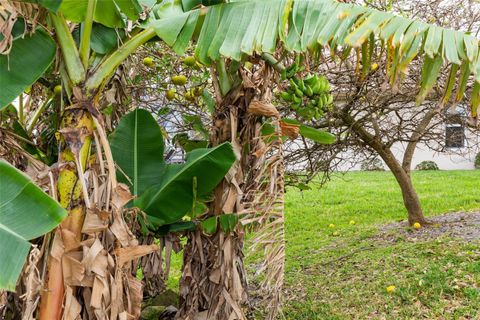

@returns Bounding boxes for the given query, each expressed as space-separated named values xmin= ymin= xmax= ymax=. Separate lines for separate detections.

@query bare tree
xmin=283 ymin=49 xmax=480 ymax=225
xmin=280 ymin=0 xmax=480 ymax=226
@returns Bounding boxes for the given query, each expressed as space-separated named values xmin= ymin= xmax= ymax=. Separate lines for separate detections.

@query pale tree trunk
xmin=381 ymin=150 xmax=428 ymax=225
xmin=340 ymin=110 xmax=428 ymax=225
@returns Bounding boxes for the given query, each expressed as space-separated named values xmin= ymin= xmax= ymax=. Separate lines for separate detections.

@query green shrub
xmin=475 ymin=152 xmax=480 ymax=169
xmin=415 ymin=160 xmax=439 ymax=171
xmin=360 ymin=158 xmax=385 ymax=171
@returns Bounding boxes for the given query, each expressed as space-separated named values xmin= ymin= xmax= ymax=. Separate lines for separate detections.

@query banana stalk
xmin=39 ymin=109 xmax=93 ymax=320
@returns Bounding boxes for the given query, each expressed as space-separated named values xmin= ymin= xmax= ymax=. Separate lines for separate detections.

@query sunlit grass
xmin=283 ymin=170 xmax=480 ymax=319
xmin=163 ymin=170 xmax=480 ymax=319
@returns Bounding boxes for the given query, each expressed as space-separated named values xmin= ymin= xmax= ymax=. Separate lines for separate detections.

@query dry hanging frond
xmin=247 ymin=100 xmax=280 ymax=118
xmin=280 ymin=121 xmax=300 ymax=139
xmin=0 ymin=0 xmax=43 ymax=55
xmin=241 ymin=117 xmax=285 ymax=320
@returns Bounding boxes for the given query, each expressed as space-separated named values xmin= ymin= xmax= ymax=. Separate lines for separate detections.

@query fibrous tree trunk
xmin=177 ymin=82 xmax=252 ymax=320
xmin=38 ymin=91 xmax=159 ymax=320
xmin=177 ymin=61 xmax=283 ymax=320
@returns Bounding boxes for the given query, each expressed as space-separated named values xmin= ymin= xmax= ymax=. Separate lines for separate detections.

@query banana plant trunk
xmin=177 ymin=82 xmax=257 ymax=320
xmin=177 ymin=63 xmax=283 ymax=319
xmin=40 ymin=107 xmax=93 ymax=320
xmin=38 ymin=92 xmax=154 ymax=320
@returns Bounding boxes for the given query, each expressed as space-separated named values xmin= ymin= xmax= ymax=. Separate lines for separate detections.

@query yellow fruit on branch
xmin=171 ymin=75 xmax=187 ymax=86
xmin=183 ymin=56 xmax=196 ymax=67
xmin=371 ymin=63 xmax=379 ymax=71
xmin=54 ymin=85 xmax=62 ymax=96
xmin=166 ymin=89 xmax=176 ymax=101
xmin=143 ymin=57 xmax=154 ymax=67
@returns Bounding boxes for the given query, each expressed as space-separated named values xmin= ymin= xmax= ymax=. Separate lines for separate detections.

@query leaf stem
xmin=50 ymin=13 xmax=85 ymax=84
xmin=86 ymin=27 xmax=156 ymax=93
xmin=261 ymin=53 xmax=286 ymax=73
xmin=79 ymin=0 xmax=97 ymax=68
xmin=18 ymin=94 xmax=24 ymax=124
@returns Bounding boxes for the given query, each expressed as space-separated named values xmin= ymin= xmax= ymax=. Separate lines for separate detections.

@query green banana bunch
xmin=278 ymin=73 xmax=334 ymax=121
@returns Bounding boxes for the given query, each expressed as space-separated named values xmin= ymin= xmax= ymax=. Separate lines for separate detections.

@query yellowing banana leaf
xmin=0 ymin=160 xmax=67 ymax=291
xmin=149 ymin=0 xmax=480 ymax=115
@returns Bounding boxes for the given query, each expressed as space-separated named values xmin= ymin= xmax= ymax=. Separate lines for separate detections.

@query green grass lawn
xmin=282 ymin=170 xmax=480 ymax=319
xmin=160 ymin=170 xmax=480 ymax=319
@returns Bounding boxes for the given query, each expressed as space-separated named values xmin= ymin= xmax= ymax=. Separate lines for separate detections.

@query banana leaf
xmin=111 ymin=109 xmax=236 ymax=227
xmin=0 ymin=29 xmax=56 ymax=109
xmin=0 ymin=160 xmax=67 ymax=291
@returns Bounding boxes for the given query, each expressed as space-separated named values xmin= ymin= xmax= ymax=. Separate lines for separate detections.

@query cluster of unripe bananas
xmin=279 ymin=74 xmax=333 ymax=121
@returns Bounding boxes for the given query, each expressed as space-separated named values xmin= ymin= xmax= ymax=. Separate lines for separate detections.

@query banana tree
xmin=142 ymin=0 xmax=480 ymax=318
xmin=0 ymin=1 xmax=192 ymax=319
xmin=109 ymin=108 xmax=237 ymax=230
xmin=2 ymin=0 xmax=480 ymax=319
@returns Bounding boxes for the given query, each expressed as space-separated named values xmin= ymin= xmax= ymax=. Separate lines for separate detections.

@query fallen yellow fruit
xmin=371 ymin=63 xmax=379 ymax=71
xmin=349 ymin=220 xmax=356 ymax=225
xmin=386 ymin=285 xmax=396 ymax=294
xmin=413 ymin=222 xmax=421 ymax=229
xmin=183 ymin=56 xmax=196 ymax=67
xmin=328 ymin=224 xmax=335 ymax=228
xmin=332 ymin=231 xmax=340 ymax=236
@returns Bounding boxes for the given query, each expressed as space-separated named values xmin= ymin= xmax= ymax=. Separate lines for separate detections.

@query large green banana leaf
xmin=0 ymin=160 xmax=67 ymax=291
xmin=111 ymin=109 xmax=236 ymax=227
xmin=0 ymin=28 xmax=56 ymax=109
xmin=148 ymin=0 xmax=480 ymax=115
xmin=22 ymin=0 xmax=63 ymax=12
xmin=109 ymin=108 xmax=165 ymax=196
xmin=135 ymin=142 xmax=236 ymax=226
xmin=59 ymin=0 xmax=142 ymax=27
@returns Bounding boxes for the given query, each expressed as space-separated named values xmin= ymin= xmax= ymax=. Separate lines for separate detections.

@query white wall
xmin=392 ymin=141 xmax=479 ymax=170
xmin=340 ymin=132 xmax=480 ymax=171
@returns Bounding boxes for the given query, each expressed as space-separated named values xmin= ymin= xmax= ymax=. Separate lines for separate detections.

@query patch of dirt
xmin=379 ymin=211 xmax=480 ymax=241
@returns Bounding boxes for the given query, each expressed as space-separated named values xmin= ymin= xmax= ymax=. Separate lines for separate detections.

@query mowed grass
xmin=283 ymin=170 xmax=480 ymax=319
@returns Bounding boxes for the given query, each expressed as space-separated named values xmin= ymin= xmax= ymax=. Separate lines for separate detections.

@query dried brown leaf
xmin=115 ymin=244 xmax=159 ymax=266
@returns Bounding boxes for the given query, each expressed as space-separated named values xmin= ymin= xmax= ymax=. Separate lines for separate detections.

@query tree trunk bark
xmin=340 ymin=110 xmax=428 ymax=225
xmin=176 ymin=60 xmax=275 ymax=318
xmin=176 ymin=84 xmax=251 ymax=319
xmin=382 ymin=152 xmax=428 ymax=225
